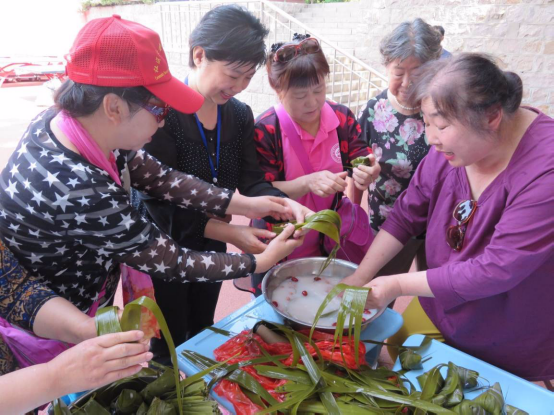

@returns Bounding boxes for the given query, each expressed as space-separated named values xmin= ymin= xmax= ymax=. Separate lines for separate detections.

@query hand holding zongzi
xmin=352 ymin=154 xmax=380 ymax=190
xmin=254 ymin=224 xmax=305 ymax=273
xmin=0 ymin=330 xmax=152 ymax=415
xmin=306 ymin=170 xmax=348 ymax=197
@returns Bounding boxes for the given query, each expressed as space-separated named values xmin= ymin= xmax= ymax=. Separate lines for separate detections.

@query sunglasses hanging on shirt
xmin=446 ymin=199 xmax=478 ymax=251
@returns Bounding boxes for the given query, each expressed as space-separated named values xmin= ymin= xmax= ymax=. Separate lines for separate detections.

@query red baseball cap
xmin=65 ymin=15 xmax=203 ymax=114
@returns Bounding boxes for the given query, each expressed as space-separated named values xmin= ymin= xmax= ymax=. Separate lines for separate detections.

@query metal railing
xmin=158 ymin=0 xmax=388 ymax=115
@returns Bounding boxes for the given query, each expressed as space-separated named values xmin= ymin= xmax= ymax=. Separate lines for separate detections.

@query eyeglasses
xmin=273 ymin=38 xmax=321 ymax=63
xmin=446 ymin=199 xmax=477 ymax=251
xmin=141 ymin=102 xmax=169 ymax=123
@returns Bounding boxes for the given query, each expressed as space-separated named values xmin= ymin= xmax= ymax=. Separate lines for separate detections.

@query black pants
xmin=150 ymin=278 xmax=222 ymax=364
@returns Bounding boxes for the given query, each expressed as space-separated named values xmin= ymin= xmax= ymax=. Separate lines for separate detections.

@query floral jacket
xmin=358 ymin=89 xmax=430 ymax=231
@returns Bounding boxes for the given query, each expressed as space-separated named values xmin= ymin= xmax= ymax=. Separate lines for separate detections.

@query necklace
xmin=391 ymin=94 xmax=420 ymax=111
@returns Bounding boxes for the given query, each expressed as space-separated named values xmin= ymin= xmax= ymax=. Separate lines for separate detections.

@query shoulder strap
xmin=333 ymin=104 xmax=350 ymax=170
xmin=274 ymin=104 xmax=315 ymax=175
xmin=275 ymin=104 xmax=345 ymax=211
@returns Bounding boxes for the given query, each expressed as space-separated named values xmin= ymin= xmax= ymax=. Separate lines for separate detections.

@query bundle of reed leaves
xmin=52 ymin=297 xmax=223 ymax=415
xmin=273 ymin=209 xmax=341 ymax=274
xmin=181 ymin=285 xmax=528 ymax=414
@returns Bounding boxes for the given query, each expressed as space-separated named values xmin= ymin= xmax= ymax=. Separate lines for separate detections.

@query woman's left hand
xmin=364 ymin=275 xmax=402 ymax=310
xmin=352 ymin=154 xmax=381 ymax=190
xmin=283 ymin=198 xmax=314 ymax=237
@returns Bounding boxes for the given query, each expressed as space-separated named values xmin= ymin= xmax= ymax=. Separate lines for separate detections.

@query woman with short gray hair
xmin=357 ymin=18 xmax=442 ymax=276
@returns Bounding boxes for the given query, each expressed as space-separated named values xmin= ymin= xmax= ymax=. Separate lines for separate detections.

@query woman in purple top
xmin=343 ymin=53 xmax=554 ymax=381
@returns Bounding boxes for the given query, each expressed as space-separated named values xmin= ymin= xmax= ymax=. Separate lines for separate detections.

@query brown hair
xmin=411 ymin=53 xmax=523 ymax=132
xmin=266 ymin=40 xmax=330 ymax=93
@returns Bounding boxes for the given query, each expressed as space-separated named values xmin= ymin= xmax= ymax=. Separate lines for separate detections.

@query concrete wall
xmin=82 ymin=0 xmax=554 ymax=116
xmin=84 ymin=3 xmax=162 ymax=33
xmin=83 ymin=1 xmax=306 ymax=115
xmin=302 ymin=0 xmax=554 ymax=115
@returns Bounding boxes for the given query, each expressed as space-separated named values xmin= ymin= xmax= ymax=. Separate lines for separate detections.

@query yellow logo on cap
xmin=154 ymin=66 xmax=159 ymax=73
xmin=154 ymin=70 xmax=169 ymax=81
xmin=156 ymin=57 xmax=161 ymax=64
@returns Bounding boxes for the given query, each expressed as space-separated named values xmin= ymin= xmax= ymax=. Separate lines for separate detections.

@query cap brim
xmin=145 ymin=75 xmax=203 ymax=114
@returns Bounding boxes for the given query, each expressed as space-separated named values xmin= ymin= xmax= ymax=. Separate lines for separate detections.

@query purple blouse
xmin=381 ymin=109 xmax=554 ymax=381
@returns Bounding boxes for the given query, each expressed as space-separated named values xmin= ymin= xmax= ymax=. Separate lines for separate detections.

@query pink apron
xmin=278 ymin=103 xmax=341 ymax=259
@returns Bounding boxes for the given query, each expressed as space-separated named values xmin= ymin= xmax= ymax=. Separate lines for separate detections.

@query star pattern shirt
xmin=0 ymin=109 xmax=256 ymax=314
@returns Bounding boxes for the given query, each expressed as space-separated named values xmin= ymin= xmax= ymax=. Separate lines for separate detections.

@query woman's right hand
xmin=230 ymin=225 xmax=276 ymax=254
xmin=46 ymin=330 xmax=153 ymax=396
xmin=254 ymin=224 xmax=304 ymax=273
xmin=306 ymin=171 xmax=348 ymax=197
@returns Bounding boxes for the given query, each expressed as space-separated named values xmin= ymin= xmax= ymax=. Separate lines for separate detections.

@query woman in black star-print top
xmin=0 ymin=108 xmax=299 ymax=315
xmin=0 ymin=14 xmax=304 ymax=374
xmin=134 ymin=5 xmax=311 ymax=361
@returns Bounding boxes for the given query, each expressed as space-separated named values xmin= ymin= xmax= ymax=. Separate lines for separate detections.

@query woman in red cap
xmin=0 ymin=14 xmax=304 ymax=383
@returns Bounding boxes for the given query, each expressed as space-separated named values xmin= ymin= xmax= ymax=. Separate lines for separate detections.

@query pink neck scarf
xmin=54 ymin=110 xmax=120 ymax=183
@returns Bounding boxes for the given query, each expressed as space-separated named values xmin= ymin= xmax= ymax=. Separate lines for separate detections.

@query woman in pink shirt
xmin=251 ymin=34 xmax=381 ymax=295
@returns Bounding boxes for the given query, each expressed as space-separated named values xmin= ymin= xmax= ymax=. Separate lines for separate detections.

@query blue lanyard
xmin=184 ymin=76 xmax=221 ymax=183
xmin=193 ymin=109 xmax=221 ymax=184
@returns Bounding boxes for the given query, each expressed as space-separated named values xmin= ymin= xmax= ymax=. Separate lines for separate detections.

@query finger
xmin=276 ymin=223 xmax=296 ymax=240
xmin=103 ymin=342 xmax=150 ymax=362
xmin=97 ymin=331 xmax=145 ymax=348
xmin=332 ymin=173 xmax=348 ymax=187
xmin=106 ymin=351 xmax=154 ymax=372
xmin=337 ymin=171 xmax=349 ymax=179
xmin=252 ymin=229 xmax=276 ymax=239
xmin=353 ymin=167 xmax=369 ymax=181
xmin=317 ymin=184 xmax=334 ymax=197
xmin=293 ymin=211 xmax=305 ymax=224
xmin=288 ymin=234 xmax=305 ymax=248
xmin=326 ymin=181 xmax=345 ymax=194
xmin=101 ymin=363 xmax=146 ymax=386
xmin=251 ymin=240 xmax=269 ymax=254
xmin=356 ymin=164 xmax=372 ymax=174
xmin=367 ymin=154 xmax=376 ymax=166
xmin=353 ymin=169 xmax=370 ymax=186
xmin=354 ymin=180 xmax=366 ymax=191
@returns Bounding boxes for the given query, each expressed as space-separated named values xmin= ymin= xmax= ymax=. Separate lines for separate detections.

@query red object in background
xmin=213 ymin=380 xmax=264 ymax=414
xmin=213 ymin=329 xmax=367 ymax=415
xmin=0 ymin=60 xmax=65 ymax=87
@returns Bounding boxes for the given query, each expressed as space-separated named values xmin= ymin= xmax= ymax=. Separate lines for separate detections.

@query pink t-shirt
xmin=281 ymin=102 xmax=342 ymax=259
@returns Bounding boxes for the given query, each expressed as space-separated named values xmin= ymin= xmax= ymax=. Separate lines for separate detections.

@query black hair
xmin=434 ymin=25 xmax=446 ymax=37
xmin=188 ymin=4 xmax=269 ymax=69
xmin=412 ymin=53 xmax=523 ymax=133
xmin=54 ymin=79 xmax=154 ymax=118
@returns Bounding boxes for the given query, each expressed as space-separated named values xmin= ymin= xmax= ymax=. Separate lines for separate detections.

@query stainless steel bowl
xmin=262 ymin=257 xmax=377 ymax=333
